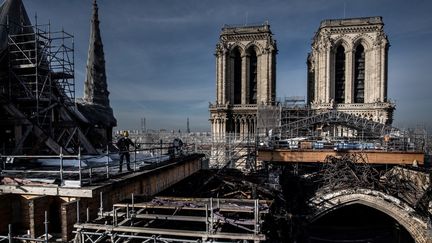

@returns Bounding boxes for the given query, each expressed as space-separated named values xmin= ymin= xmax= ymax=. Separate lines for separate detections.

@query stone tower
xmin=307 ymin=17 xmax=394 ymax=124
xmin=209 ymin=23 xmax=277 ymax=139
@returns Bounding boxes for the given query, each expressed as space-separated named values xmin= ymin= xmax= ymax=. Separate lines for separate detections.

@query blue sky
xmin=22 ymin=0 xmax=432 ymax=131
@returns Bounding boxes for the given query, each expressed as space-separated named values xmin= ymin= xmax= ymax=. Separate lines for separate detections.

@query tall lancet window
xmin=232 ymin=48 xmax=242 ymax=104
xmin=334 ymin=45 xmax=346 ymax=103
xmin=354 ymin=44 xmax=365 ymax=103
xmin=248 ymin=48 xmax=258 ymax=104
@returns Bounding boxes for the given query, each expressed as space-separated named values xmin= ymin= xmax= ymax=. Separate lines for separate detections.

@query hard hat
xmin=123 ymin=131 xmax=129 ymax=137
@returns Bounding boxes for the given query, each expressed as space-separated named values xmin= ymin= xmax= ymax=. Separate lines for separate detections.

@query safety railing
xmin=0 ymin=142 xmax=197 ymax=187
xmin=0 ymin=211 xmax=51 ymax=243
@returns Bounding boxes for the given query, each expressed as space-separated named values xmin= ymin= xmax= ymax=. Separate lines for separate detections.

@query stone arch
xmin=333 ymin=36 xmax=352 ymax=51
xmin=244 ymin=41 xmax=264 ymax=55
xmin=352 ymin=34 xmax=373 ymax=50
xmin=309 ymin=189 xmax=431 ymax=243
xmin=228 ymin=42 xmax=245 ymax=56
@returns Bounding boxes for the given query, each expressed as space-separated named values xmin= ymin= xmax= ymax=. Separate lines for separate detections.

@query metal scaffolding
xmin=0 ymin=18 xmax=100 ymax=155
xmin=281 ymin=109 xmax=399 ymax=139
xmin=6 ymin=21 xmax=74 ymax=128
xmin=74 ymin=196 xmax=269 ymax=243
xmin=208 ymin=133 xmax=257 ymax=171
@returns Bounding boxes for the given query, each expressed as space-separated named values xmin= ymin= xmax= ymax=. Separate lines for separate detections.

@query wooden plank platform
xmin=257 ymin=149 xmax=424 ymax=165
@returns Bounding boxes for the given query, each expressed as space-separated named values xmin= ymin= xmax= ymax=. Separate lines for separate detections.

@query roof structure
xmin=0 ymin=0 xmax=32 ymax=51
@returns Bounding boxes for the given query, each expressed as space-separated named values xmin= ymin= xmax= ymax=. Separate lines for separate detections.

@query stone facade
xmin=209 ymin=23 xmax=277 ymax=139
xmin=209 ymin=23 xmax=277 ymax=168
xmin=307 ymin=17 xmax=394 ymax=124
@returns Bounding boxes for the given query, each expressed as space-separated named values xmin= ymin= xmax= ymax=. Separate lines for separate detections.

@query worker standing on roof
xmin=116 ymin=131 xmax=134 ymax=172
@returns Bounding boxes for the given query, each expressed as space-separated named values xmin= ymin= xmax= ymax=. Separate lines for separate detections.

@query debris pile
xmin=316 ymin=153 xmax=431 ymax=218
xmin=318 ymin=153 xmax=380 ymax=192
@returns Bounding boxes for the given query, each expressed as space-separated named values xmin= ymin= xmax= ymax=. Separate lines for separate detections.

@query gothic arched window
xmin=248 ymin=48 xmax=258 ymax=104
xmin=354 ymin=44 xmax=365 ymax=103
xmin=335 ymin=45 xmax=345 ymax=103
xmin=232 ymin=48 xmax=242 ymax=104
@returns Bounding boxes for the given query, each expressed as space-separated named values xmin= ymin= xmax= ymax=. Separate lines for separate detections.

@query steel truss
xmin=281 ymin=109 xmax=398 ymax=138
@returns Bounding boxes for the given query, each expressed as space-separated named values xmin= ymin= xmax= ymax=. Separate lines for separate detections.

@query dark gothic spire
xmin=0 ymin=0 xmax=33 ymax=50
xmin=83 ymin=0 xmax=110 ymax=107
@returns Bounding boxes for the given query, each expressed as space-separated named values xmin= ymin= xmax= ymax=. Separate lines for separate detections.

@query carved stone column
xmin=380 ymin=44 xmax=387 ymax=102
xmin=222 ymin=117 xmax=226 ymax=136
xmin=325 ymin=47 xmax=332 ymax=102
xmin=258 ymin=52 xmax=266 ymax=103
xmin=241 ymin=54 xmax=248 ymax=104
xmin=221 ymin=50 xmax=228 ymax=104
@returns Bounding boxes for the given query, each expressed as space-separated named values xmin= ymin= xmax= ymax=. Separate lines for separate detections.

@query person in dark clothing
xmin=116 ymin=131 xmax=134 ymax=172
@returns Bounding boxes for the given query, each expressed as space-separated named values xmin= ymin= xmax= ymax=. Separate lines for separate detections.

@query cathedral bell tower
xmin=209 ymin=23 xmax=277 ymax=140
xmin=307 ymin=17 xmax=394 ymax=125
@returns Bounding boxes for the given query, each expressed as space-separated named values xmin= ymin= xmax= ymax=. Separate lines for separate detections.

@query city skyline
xmin=23 ymin=0 xmax=432 ymax=131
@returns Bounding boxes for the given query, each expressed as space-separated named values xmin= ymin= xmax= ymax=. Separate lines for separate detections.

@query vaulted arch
xmin=309 ymin=189 xmax=430 ymax=243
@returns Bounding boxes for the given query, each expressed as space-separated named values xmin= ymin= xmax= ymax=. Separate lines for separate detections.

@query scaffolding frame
xmin=74 ymin=195 xmax=269 ymax=243
xmin=0 ymin=18 xmax=100 ymax=155
xmin=7 ymin=21 xmax=75 ymax=127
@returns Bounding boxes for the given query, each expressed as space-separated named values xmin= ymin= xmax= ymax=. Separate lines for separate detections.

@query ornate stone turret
xmin=83 ymin=0 xmax=110 ymax=107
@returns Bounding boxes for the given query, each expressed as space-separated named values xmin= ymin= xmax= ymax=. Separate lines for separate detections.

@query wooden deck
xmin=257 ymin=149 xmax=424 ymax=165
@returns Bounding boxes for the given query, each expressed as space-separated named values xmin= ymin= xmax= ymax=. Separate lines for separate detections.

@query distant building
xmin=307 ymin=17 xmax=394 ymax=125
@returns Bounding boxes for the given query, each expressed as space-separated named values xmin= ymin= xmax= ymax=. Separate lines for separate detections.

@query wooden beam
xmin=59 ymin=107 xmax=97 ymax=154
xmin=0 ymin=185 xmax=93 ymax=198
xmin=258 ymin=149 xmax=424 ymax=165
xmin=2 ymin=103 xmax=67 ymax=155
xmin=11 ymin=125 xmax=33 ymax=154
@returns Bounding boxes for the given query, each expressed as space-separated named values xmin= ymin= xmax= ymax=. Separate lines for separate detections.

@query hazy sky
xmin=21 ymin=0 xmax=432 ymax=131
